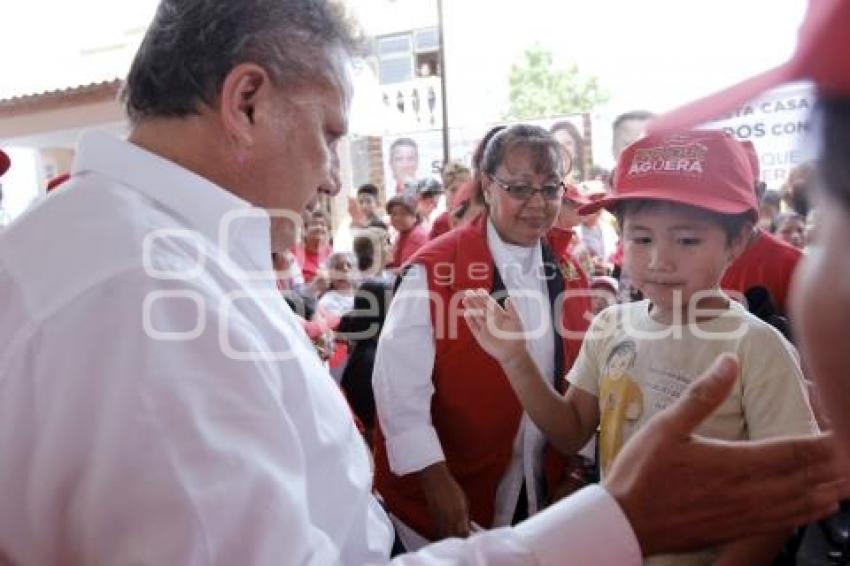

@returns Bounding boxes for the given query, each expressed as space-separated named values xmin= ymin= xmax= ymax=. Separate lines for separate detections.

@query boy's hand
xmin=604 ymin=354 xmax=850 ymax=556
xmin=462 ymin=289 xmax=528 ymax=365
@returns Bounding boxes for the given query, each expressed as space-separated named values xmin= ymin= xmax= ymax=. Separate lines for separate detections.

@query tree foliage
xmin=505 ymin=45 xmax=608 ymax=120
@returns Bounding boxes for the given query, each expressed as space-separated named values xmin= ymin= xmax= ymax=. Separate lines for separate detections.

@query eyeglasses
xmin=489 ymin=175 xmax=564 ymax=201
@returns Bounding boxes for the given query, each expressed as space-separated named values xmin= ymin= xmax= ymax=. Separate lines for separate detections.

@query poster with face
xmin=383 ymin=132 xmax=447 ymax=196
xmin=381 ymin=114 xmax=588 ymax=196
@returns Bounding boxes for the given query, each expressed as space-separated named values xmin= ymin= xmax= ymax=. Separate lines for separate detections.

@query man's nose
xmin=319 ymin=151 xmax=342 ymax=197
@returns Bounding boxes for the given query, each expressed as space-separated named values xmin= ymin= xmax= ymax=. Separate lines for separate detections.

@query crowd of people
xmin=281 ymin=113 xmax=819 ymax=453
xmin=0 ymin=0 xmax=849 ymax=564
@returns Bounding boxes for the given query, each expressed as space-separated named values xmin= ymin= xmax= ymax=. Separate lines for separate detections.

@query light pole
xmin=437 ymin=0 xmax=450 ymax=165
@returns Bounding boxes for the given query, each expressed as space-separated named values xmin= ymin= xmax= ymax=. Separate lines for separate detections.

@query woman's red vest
xmin=373 ymin=216 xmax=590 ymax=540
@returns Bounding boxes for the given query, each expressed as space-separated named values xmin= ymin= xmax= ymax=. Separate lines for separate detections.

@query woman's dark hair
xmin=352 ymin=233 xmax=377 ymax=272
xmin=459 ymin=125 xmax=507 ymax=207
xmin=473 ymin=126 xmax=506 ymax=173
xmin=614 ymin=199 xmax=754 ymax=244
xmin=816 ymin=97 xmax=850 ymax=211
xmin=122 ymin=0 xmax=358 ymax=123
xmin=480 ymin=124 xmax=565 ymax=179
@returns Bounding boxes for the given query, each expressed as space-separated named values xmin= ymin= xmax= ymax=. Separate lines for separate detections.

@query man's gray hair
xmin=122 ymin=0 xmax=359 ymax=123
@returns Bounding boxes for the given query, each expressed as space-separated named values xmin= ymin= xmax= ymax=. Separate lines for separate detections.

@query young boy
xmin=463 ymin=130 xmax=817 ymax=565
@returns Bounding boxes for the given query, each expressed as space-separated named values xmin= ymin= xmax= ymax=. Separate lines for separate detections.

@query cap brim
xmin=648 ymin=63 xmax=801 ymax=134
xmin=578 ymin=192 xmax=756 ymax=218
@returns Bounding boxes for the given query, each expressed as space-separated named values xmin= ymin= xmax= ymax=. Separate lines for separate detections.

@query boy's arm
xmin=463 ymin=290 xmax=600 ymax=454
xmin=714 ymin=532 xmax=789 ymax=565
xmin=503 ymin=351 xmax=600 ymax=453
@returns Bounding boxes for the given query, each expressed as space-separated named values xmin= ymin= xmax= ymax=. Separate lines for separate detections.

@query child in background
xmin=462 ymin=130 xmax=817 ymax=566
xmin=774 ymin=212 xmax=806 ymax=249
xmin=386 ymin=194 xmax=429 ymax=270
xmin=353 ymin=183 xmax=384 ymax=229
xmin=314 ymin=252 xmax=357 ymax=381
xmin=317 ymin=252 xmax=357 ymax=319
xmin=295 ymin=209 xmax=333 ymax=284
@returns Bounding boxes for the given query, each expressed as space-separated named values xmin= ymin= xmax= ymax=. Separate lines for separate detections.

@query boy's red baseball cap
xmin=579 ymin=129 xmax=757 ymax=218
xmin=650 ymin=0 xmax=850 ymax=133
xmin=739 ymin=140 xmax=760 ymax=182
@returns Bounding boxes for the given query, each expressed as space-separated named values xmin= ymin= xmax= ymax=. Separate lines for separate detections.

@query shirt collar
xmin=487 ymin=218 xmax=542 ymax=278
xmin=72 ymin=131 xmax=272 ymax=273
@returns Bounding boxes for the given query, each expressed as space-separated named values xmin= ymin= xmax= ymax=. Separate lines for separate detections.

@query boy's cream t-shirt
xmin=568 ymin=299 xmax=818 ymax=565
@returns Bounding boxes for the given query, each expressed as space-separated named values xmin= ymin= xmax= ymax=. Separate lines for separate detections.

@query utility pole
xmin=437 ymin=0 xmax=450 ymax=164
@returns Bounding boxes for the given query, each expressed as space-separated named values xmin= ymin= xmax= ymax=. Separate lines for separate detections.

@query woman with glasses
xmin=372 ymin=124 xmax=593 ymax=551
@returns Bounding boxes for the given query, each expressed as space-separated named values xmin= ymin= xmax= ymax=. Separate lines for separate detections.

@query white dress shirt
xmin=0 ymin=131 xmax=640 ymax=565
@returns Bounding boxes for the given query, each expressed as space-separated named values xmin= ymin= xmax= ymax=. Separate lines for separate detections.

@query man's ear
xmin=219 ymin=63 xmax=272 ymax=147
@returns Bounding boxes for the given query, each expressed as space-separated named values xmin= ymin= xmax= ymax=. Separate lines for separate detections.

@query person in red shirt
xmin=431 ymin=128 xmax=506 ymax=240
xmin=721 ymin=228 xmax=801 ymax=316
xmin=429 ymin=161 xmax=471 ymax=240
xmin=721 ymin=141 xmax=802 ymax=316
xmin=547 ymin=183 xmax=594 ymax=278
xmin=415 ymin=177 xmax=443 ymax=230
xmin=386 ymin=193 xmax=429 ymax=270
xmin=294 ymin=209 xmax=333 ymax=284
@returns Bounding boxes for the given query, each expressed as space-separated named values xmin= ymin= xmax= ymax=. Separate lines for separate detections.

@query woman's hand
xmin=417 ymin=462 xmax=472 ymax=539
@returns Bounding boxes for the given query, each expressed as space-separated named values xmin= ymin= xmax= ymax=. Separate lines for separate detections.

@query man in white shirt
xmin=0 ymin=1 xmax=845 ymax=564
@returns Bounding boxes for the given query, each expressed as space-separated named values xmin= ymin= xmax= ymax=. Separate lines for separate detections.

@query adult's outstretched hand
xmin=604 ymin=353 xmax=849 ymax=557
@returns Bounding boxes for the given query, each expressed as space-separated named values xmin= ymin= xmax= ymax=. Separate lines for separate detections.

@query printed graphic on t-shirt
xmin=643 ymin=365 xmax=691 ymax=412
xmin=598 ymin=339 xmax=643 ymax=474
